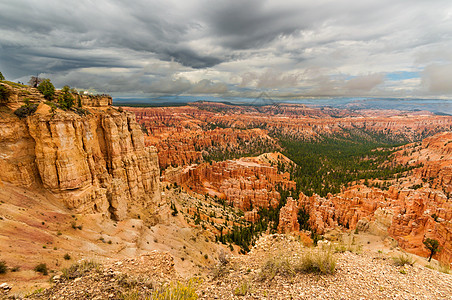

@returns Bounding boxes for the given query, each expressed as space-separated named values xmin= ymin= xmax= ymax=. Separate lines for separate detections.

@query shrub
xmin=296 ymin=247 xmax=336 ymax=275
xmin=14 ymin=104 xmax=38 ymax=118
xmin=11 ymin=266 xmax=20 ymax=272
xmin=426 ymin=262 xmax=451 ymax=274
xmin=37 ymin=79 xmax=55 ymax=100
xmin=151 ymin=278 xmax=201 ymax=300
xmin=0 ymin=260 xmax=7 ymax=274
xmin=34 ymin=263 xmax=48 ymax=275
xmin=438 ymin=262 xmax=451 ymax=274
xmin=0 ymin=72 xmax=5 ymax=81
xmin=171 ymin=202 xmax=179 ymax=216
xmin=258 ymin=255 xmax=295 ymax=281
xmin=63 ymin=253 xmax=71 ymax=260
xmin=332 ymin=234 xmax=362 ymax=254
xmin=392 ymin=253 xmax=416 ymax=266
xmin=0 ymin=85 xmax=11 ymax=104
xmin=62 ymin=260 xmax=101 ymax=280
xmin=58 ymin=85 xmax=74 ymax=109
xmin=233 ymin=281 xmax=251 ymax=296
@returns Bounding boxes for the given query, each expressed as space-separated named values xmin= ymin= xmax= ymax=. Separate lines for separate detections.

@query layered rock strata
xmin=295 ymin=185 xmax=452 ymax=263
xmin=164 ymin=154 xmax=295 ymax=211
xmin=1 ymin=97 xmax=160 ymax=222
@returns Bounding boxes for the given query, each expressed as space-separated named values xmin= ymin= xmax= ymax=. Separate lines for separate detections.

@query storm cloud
xmin=1 ymin=0 xmax=452 ymax=97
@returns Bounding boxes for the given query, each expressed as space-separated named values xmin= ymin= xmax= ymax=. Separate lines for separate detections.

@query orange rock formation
xmin=0 ymin=86 xmax=160 ymax=222
xmin=164 ymin=153 xmax=295 ymax=211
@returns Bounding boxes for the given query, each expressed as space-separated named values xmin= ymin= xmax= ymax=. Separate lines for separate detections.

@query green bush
xmin=34 ymin=263 xmax=48 ymax=275
xmin=0 ymin=85 xmax=11 ymax=104
xmin=0 ymin=260 xmax=7 ymax=274
xmin=14 ymin=103 xmax=38 ymax=118
xmin=37 ymin=79 xmax=55 ymax=100
xmin=0 ymin=72 xmax=5 ymax=81
xmin=58 ymin=85 xmax=75 ymax=110
xmin=63 ymin=253 xmax=71 ymax=260
xmin=392 ymin=253 xmax=416 ymax=266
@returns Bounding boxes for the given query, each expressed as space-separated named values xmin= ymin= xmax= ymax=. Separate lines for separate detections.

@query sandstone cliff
xmin=296 ymin=185 xmax=452 ymax=263
xmin=0 ymin=86 xmax=160 ymax=222
xmin=163 ymin=153 xmax=295 ymax=211
xmin=273 ymin=132 xmax=452 ymax=263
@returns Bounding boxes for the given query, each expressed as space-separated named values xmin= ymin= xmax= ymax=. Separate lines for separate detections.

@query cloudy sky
xmin=1 ymin=0 xmax=452 ymax=98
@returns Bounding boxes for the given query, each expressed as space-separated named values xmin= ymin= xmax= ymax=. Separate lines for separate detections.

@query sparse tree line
xmin=0 ymin=72 xmax=93 ymax=117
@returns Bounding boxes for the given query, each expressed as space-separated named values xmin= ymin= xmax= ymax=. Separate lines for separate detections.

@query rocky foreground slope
xmin=14 ymin=234 xmax=452 ymax=300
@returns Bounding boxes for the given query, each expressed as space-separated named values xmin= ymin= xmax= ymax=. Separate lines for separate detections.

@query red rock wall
xmin=164 ymin=155 xmax=296 ymax=211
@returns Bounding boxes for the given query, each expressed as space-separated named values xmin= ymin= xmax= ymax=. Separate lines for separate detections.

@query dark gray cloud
xmin=1 ymin=0 xmax=452 ymax=97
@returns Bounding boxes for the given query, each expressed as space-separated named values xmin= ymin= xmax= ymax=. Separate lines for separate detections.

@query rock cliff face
xmin=0 ymin=90 xmax=160 ymax=222
xmin=394 ymin=131 xmax=452 ymax=194
xmin=277 ymin=197 xmax=300 ymax=233
xmin=297 ymin=185 xmax=452 ymax=263
xmin=164 ymin=153 xmax=295 ymax=211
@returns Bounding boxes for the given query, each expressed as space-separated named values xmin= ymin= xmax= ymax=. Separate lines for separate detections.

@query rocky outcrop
xmin=0 ymin=93 xmax=160 ymax=222
xmin=0 ymin=114 xmax=40 ymax=186
xmin=299 ymin=185 xmax=452 ymax=263
xmin=164 ymin=154 xmax=295 ymax=211
xmin=394 ymin=131 xmax=452 ymax=194
xmin=146 ymin=127 xmax=277 ymax=170
xmin=277 ymin=197 xmax=300 ymax=233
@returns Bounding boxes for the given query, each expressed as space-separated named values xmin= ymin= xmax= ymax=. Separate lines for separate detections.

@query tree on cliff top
xmin=58 ymin=85 xmax=75 ymax=109
xmin=29 ymin=76 xmax=43 ymax=88
xmin=423 ymin=238 xmax=440 ymax=262
xmin=37 ymin=79 xmax=55 ymax=100
xmin=0 ymin=72 xmax=5 ymax=81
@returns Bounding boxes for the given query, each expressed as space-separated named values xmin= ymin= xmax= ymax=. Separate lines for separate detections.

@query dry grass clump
xmin=296 ymin=246 xmax=336 ymax=275
xmin=151 ymin=278 xmax=201 ymax=300
xmin=426 ymin=261 xmax=451 ymax=274
xmin=62 ymin=260 xmax=101 ymax=280
xmin=258 ymin=255 xmax=295 ymax=281
xmin=233 ymin=281 xmax=251 ymax=296
xmin=258 ymin=246 xmax=337 ymax=281
xmin=332 ymin=235 xmax=362 ymax=254
xmin=392 ymin=253 xmax=416 ymax=266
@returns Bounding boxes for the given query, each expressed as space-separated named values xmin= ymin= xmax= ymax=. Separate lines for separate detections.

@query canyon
xmin=1 ymin=82 xmax=452 ymax=296
xmin=127 ymin=102 xmax=452 ymax=264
